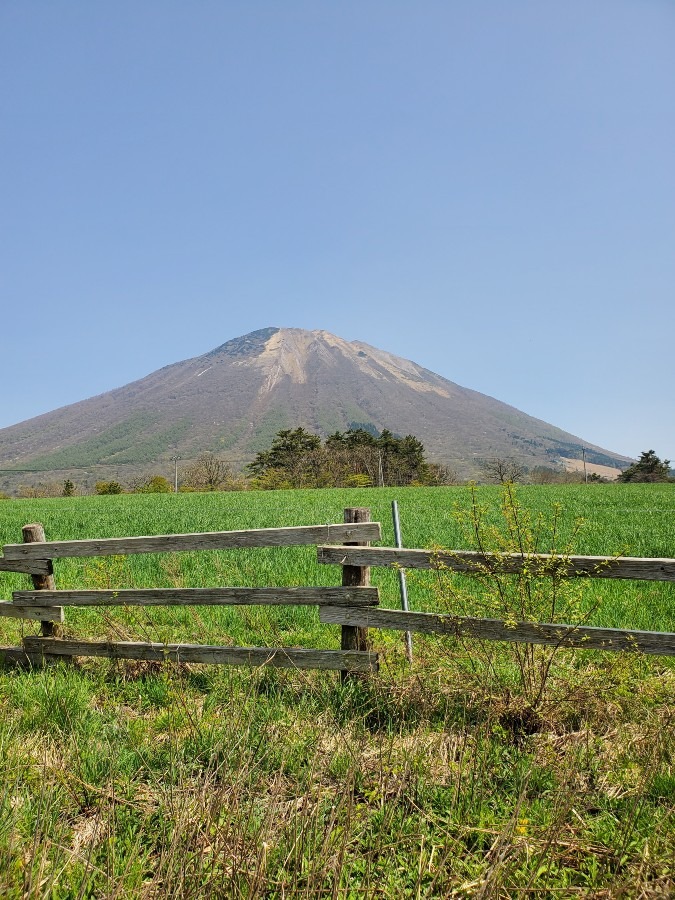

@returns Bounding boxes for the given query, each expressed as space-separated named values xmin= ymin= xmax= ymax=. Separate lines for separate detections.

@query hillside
xmin=0 ymin=327 xmax=629 ymax=489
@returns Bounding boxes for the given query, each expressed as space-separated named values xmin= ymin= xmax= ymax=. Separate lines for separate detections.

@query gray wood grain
xmin=318 ymin=546 xmax=675 ymax=582
xmin=0 ymin=557 xmax=53 ymax=575
xmin=0 ymin=602 xmax=64 ymax=622
xmin=3 ymin=523 xmax=382 ymax=560
xmin=12 ymin=586 xmax=379 ymax=608
xmin=319 ymin=606 xmax=675 ymax=656
xmin=22 ymin=637 xmax=379 ymax=671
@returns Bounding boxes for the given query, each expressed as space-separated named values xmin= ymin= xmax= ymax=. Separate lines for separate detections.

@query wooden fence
xmin=0 ymin=511 xmax=381 ymax=673
xmin=0 ymin=507 xmax=674 ymax=672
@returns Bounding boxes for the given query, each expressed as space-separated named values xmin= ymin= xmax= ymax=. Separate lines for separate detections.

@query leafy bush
xmin=95 ymin=480 xmax=123 ymax=495
xmin=134 ymin=475 xmax=172 ymax=493
xmin=431 ymin=483 xmax=604 ymax=712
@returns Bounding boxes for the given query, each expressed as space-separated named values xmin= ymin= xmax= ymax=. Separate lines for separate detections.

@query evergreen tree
xmin=248 ymin=428 xmax=322 ymax=477
xmin=618 ymin=450 xmax=671 ymax=483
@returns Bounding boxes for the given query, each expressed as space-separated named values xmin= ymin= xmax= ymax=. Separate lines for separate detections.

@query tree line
xmin=3 ymin=439 xmax=671 ymax=498
xmin=247 ymin=427 xmax=454 ymax=489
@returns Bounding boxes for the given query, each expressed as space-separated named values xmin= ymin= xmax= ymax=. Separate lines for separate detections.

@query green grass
xmin=0 ymin=484 xmax=673 ymax=897
xmin=0 ymin=484 xmax=673 ymax=643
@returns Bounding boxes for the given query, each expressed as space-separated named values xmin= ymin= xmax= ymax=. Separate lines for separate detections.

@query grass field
xmin=0 ymin=484 xmax=673 ymax=897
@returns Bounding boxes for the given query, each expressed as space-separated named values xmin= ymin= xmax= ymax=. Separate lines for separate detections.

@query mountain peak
xmin=0 ymin=326 xmax=630 ymax=490
xmin=207 ymin=327 xmax=281 ymax=358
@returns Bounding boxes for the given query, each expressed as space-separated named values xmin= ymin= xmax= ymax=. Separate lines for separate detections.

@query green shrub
xmin=95 ymin=480 xmax=123 ymax=495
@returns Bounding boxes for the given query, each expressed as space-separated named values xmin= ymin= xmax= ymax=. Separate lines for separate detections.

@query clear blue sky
xmin=2 ymin=1 xmax=673 ymax=462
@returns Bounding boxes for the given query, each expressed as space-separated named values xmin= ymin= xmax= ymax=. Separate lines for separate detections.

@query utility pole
xmin=582 ymin=448 xmax=588 ymax=484
xmin=171 ymin=456 xmax=180 ymax=493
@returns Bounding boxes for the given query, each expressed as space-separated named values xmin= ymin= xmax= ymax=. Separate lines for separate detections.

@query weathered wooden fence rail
xmin=318 ymin=546 xmax=675 ymax=581
xmin=3 ymin=522 xmax=378 ymax=560
xmin=1 ymin=507 xmax=674 ymax=673
xmin=319 ymin=606 xmax=675 ymax=656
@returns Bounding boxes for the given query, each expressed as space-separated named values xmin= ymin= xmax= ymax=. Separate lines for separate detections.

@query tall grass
xmin=0 ymin=485 xmax=673 ymax=896
xmin=0 ymin=653 xmax=673 ymax=897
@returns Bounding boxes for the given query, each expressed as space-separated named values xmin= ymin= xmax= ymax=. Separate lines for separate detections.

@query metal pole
xmin=582 ymin=448 xmax=587 ymax=484
xmin=392 ymin=500 xmax=413 ymax=663
xmin=171 ymin=456 xmax=180 ymax=493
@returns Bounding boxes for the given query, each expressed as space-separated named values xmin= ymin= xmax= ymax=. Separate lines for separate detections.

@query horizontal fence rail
xmin=2 ymin=522 xmax=382 ymax=561
xmin=23 ymin=637 xmax=379 ymax=672
xmin=0 ymin=601 xmax=64 ymax=622
xmin=318 ymin=546 xmax=675 ymax=582
xmin=319 ymin=606 xmax=675 ymax=657
xmin=0 ymin=557 xmax=53 ymax=576
xmin=12 ymin=586 xmax=379 ymax=608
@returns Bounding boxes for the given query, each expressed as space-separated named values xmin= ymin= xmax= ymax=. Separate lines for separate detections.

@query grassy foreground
xmin=0 ymin=485 xmax=673 ymax=897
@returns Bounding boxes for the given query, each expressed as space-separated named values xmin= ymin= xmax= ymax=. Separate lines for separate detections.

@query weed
xmin=430 ymin=482 xmax=617 ymax=716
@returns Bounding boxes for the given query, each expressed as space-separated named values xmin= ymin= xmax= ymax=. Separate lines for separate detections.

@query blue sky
xmin=1 ymin=1 xmax=673 ymax=462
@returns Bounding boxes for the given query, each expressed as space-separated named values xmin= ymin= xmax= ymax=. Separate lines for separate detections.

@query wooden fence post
xmin=341 ymin=507 xmax=371 ymax=681
xmin=22 ymin=524 xmax=60 ymax=640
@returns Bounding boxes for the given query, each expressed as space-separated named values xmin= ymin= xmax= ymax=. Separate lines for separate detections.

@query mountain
xmin=0 ymin=327 xmax=629 ymax=488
